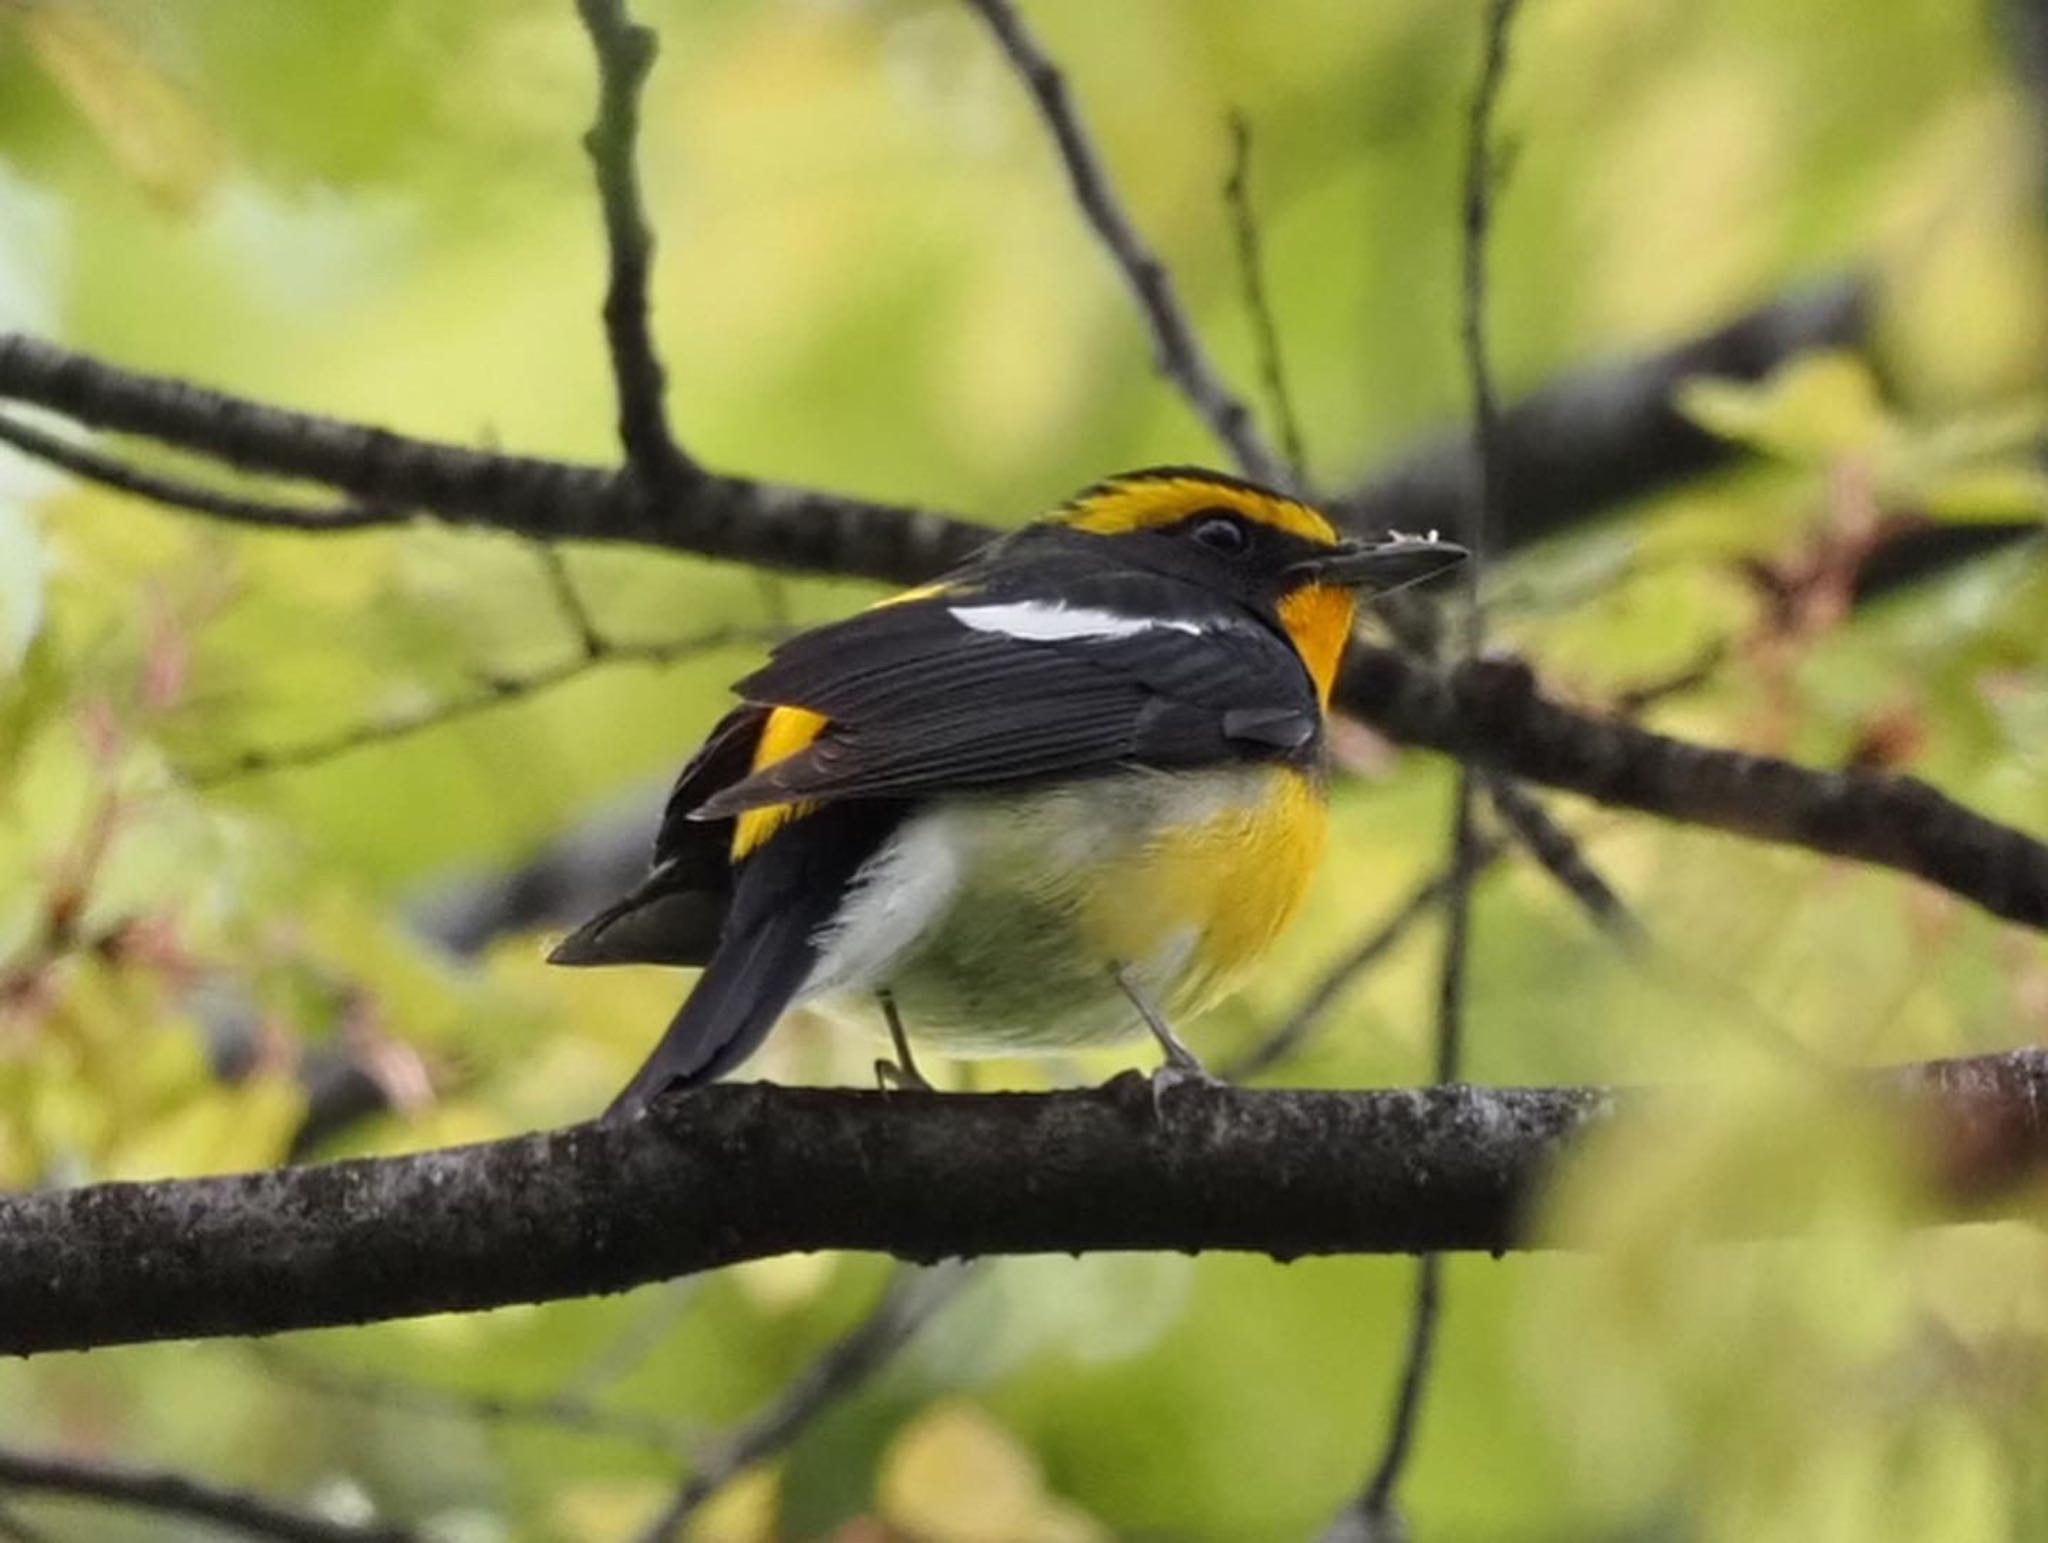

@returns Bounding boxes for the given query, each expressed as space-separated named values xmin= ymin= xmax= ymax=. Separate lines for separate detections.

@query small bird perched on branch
xmin=552 ymin=467 xmax=1465 ymax=1116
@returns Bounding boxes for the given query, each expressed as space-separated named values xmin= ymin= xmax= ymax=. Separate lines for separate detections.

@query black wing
xmin=694 ymin=561 xmax=1319 ymax=819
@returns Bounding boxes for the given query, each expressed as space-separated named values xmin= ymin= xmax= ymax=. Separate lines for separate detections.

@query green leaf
xmin=0 ymin=499 xmax=45 ymax=677
xmin=1677 ymin=350 xmax=1891 ymax=463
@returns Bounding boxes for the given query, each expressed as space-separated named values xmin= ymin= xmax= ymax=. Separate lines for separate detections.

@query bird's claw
xmin=875 ymin=1056 xmax=934 ymax=1093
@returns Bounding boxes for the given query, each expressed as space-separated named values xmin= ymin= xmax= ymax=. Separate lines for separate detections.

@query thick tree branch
xmin=959 ymin=0 xmax=1287 ymax=486
xmin=0 ymin=333 xmax=985 ymax=583
xmin=0 ymin=1447 xmax=419 ymax=1543
xmin=1 ymin=1053 xmax=2044 ymax=1357
xmin=1337 ymin=649 xmax=2048 ymax=933
xmin=572 ymin=0 xmax=695 ymax=489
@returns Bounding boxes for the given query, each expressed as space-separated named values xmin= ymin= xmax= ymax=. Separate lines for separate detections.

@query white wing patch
xmin=948 ymin=600 xmax=1206 ymax=642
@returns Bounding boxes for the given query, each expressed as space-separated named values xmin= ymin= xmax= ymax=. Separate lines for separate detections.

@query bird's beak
xmin=1292 ymin=532 xmax=1469 ymax=590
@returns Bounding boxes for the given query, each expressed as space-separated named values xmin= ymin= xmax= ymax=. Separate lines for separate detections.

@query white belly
xmin=796 ymin=765 xmax=1323 ymax=1055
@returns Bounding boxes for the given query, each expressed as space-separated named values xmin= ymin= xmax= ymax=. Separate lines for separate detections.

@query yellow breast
xmin=1081 ymin=765 xmax=1328 ymax=1017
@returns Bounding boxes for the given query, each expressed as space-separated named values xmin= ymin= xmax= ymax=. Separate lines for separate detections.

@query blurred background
xmin=1 ymin=0 xmax=2047 ymax=1537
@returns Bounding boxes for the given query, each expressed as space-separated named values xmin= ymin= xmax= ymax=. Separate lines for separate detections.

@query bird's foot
xmin=873 ymin=989 xmax=934 ymax=1092
xmin=1146 ymin=1054 xmax=1226 ymax=1115
xmin=874 ymin=1056 xmax=935 ymax=1093
xmin=1108 ymin=961 xmax=1223 ymax=1104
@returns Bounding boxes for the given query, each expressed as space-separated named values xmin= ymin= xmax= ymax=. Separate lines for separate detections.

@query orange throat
xmin=1276 ymin=583 xmax=1357 ymax=707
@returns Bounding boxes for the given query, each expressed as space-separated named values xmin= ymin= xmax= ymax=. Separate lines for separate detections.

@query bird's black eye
xmin=1190 ymin=512 xmax=1250 ymax=555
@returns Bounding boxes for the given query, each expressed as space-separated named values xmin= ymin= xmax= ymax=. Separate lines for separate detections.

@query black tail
xmin=603 ymin=906 xmax=818 ymax=1119
xmin=548 ymin=864 xmax=724 ymax=969
xmin=602 ymin=800 xmax=906 ymax=1120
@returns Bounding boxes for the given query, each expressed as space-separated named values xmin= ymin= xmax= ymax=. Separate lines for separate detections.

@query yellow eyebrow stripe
xmin=1060 ymin=474 xmax=1339 ymax=545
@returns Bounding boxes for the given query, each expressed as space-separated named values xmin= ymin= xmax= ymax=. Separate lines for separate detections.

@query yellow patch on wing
xmin=868 ymin=580 xmax=955 ymax=610
xmin=1275 ymin=582 xmax=1358 ymax=707
xmin=1084 ymin=766 xmax=1328 ymax=1018
xmin=731 ymin=705 xmax=829 ymax=860
xmin=1061 ymin=472 xmax=1340 ymax=545
xmin=728 ymin=582 xmax=966 ymax=860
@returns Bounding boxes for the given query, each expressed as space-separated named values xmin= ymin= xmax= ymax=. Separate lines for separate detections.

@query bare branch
xmin=0 ymin=1054 xmax=2044 ymax=1356
xmin=253 ymin=1345 xmax=697 ymax=1456
xmin=1335 ymin=646 xmax=2048 ymax=934
xmin=959 ymin=0 xmax=1286 ymax=485
xmin=0 ymin=282 xmax=1895 ymax=580
xmin=634 ymin=1263 xmax=976 ymax=1541
xmin=0 ymin=333 xmax=985 ymax=584
xmin=1483 ymin=774 xmax=1644 ymax=944
xmin=0 ymin=411 xmax=392 ymax=530
xmin=1333 ymin=1254 xmax=1443 ymax=1543
xmin=0 ymin=1447 xmax=418 ymax=1543
xmin=189 ymin=624 xmax=781 ymax=786
xmin=1223 ymin=845 xmax=1503 ymax=1083
xmin=1223 ymin=112 xmax=1307 ymax=485
xmin=531 ymin=540 xmax=606 ymax=659
xmin=571 ymin=0 xmax=695 ymax=488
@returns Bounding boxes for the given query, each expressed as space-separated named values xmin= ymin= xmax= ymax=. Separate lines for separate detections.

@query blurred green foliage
xmin=1 ymin=0 xmax=2047 ymax=1538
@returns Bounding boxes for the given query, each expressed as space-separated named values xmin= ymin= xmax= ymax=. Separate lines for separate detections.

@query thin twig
xmin=1223 ymin=849 xmax=1502 ymax=1082
xmin=559 ymin=1280 xmax=706 ymax=1398
xmin=571 ymin=0 xmax=695 ymax=489
xmin=1334 ymin=6 xmax=1522 ymax=1537
xmin=532 ymin=540 xmax=606 ymax=659
xmin=959 ymin=0 xmax=1285 ymax=485
xmin=1611 ymin=640 xmax=1728 ymax=717
xmin=633 ymin=1263 xmax=977 ymax=1542
xmin=0 ymin=411 xmax=393 ymax=530
xmin=252 ymin=1345 xmax=698 ymax=1456
xmin=189 ymin=624 xmax=780 ymax=786
xmin=1483 ymin=774 xmax=1645 ymax=945
xmin=0 ymin=1447 xmax=418 ymax=1543
xmin=1452 ymin=0 xmax=1519 ymax=649
xmin=1222 ymin=111 xmax=1307 ymax=488
xmin=1433 ymin=775 xmax=1484 ymax=1094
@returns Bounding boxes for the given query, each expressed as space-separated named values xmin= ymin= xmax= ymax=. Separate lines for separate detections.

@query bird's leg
xmin=1109 ymin=962 xmax=1218 ymax=1085
xmin=873 ymin=987 xmax=934 ymax=1092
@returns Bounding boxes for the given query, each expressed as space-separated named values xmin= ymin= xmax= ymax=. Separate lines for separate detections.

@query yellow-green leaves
xmin=1681 ymin=350 xmax=2048 ymax=522
xmin=0 ymin=499 xmax=44 ymax=677
xmin=879 ymin=1401 xmax=1108 ymax=1543
xmin=6 ymin=0 xmax=225 ymax=212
